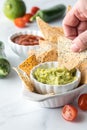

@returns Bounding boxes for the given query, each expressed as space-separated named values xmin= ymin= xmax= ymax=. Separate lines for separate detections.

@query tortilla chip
xmin=39 ymin=39 xmax=52 ymax=48
xmin=58 ymin=36 xmax=87 ymax=70
xmin=36 ymin=17 xmax=63 ymax=43
xmin=13 ymin=67 xmax=34 ymax=92
xmin=39 ymin=39 xmax=57 ymax=49
xmin=36 ymin=48 xmax=58 ymax=63
xmin=53 ymin=26 xmax=64 ymax=35
xmin=78 ymin=60 xmax=87 ymax=71
xmin=77 ymin=61 xmax=87 ymax=84
xmin=80 ymin=70 xmax=87 ymax=84
xmin=28 ymin=49 xmax=36 ymax=56
xmin=67 ymin=5 xmax=72 ymax=13
xmin=19 ymin=55 xmax=38 ymax=76
xmin=42 ymin=49 xmax=58 ymax=62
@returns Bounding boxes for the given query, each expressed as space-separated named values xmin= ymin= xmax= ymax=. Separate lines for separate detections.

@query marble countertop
xmin=0 ymin=0 xmax=87 ymax=130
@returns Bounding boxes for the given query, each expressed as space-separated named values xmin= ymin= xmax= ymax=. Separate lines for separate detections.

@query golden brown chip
xmin=67 ymin=5 xmax=72 ymax=13
xmin=36 ymin=48 xmax=58 ymax=63
xmin=78 ymin=60 xmax=87 ymax=71
xmin=13 ymin=67 xmax=34 ymax=92
xmin=53 ymin=26 xmax=64 ymax=35
xmin=58 ymin=36 xmax=87 ymax=70
xmin=36 ymin=17 xmax=63 ymax=43
xmin=80 ymin=70 xmax=87 ymax=84
xmin=77 ymin=60 xmax=87 ymax=84
xmin=42 ymin=49 xmax=58 ymax=62
xmin=19 ymin=55 xmax=38 ymax=76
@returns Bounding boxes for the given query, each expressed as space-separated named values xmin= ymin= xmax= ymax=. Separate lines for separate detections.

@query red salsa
xmin=12 ymin=34 xmax=44 ymax=46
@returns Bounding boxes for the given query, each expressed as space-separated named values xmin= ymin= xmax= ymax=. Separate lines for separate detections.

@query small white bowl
xmin=30 ymin=62 xmax=81 ymax=94
xmin=8 ymin=30 xmax=43 ymax=59
xmin=22 ymin=84 xmax=86 ymax=108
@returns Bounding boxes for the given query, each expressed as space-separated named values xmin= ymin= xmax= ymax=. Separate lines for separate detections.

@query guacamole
xmin=33 ymin=67 xmax=76 ymax=85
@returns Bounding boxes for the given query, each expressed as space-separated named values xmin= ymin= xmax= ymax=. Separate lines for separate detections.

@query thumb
xmin=71 ymin=30 xmax=87 ymax=52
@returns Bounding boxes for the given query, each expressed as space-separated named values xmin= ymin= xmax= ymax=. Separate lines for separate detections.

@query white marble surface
xmin=0 ymin=0 xmax=87 ymax=130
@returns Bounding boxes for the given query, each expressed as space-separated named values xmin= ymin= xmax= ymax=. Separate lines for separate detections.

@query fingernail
xmin=71 ymin=43 xmax=80 ymax=52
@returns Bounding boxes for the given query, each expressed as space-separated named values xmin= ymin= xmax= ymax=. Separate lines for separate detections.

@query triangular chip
xmin=80 ymin=70 xmax=87 ymax=84
xmin=13 ymin=67 xmax=34 ymax=92
xmin=42 ymin=49 xmax=58 ymax=62
xmin=36 ymin=48 xmax=58 ymax=63
xmin=53 ymin=26 xmax=64 ymax=35
xmin=36 ymin=17 xmax=63 ymax=43
xmin=78 ymin=61 xmax=87 ymax=84
xmin=58 ymin=36 xmax=87 ymax=70
xmin=28 ymin=49 xmax=36 ymax=56
xmin=39 ymin=39 xmax=52 ymax=48
xmin=39 ymin=39 xmax=57 ymax=50
xmin=19 ymin=55 xmax=38 ymax=76
xmin=67 ymin=5 xmax=72 ymax=13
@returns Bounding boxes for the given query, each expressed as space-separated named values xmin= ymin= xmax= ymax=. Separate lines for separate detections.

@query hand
xmin=63 ymin=0 xmax=87 ymax=52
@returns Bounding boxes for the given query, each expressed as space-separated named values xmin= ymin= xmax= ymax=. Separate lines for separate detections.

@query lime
xmin=3 ymin=0 xmax=26 ymax=20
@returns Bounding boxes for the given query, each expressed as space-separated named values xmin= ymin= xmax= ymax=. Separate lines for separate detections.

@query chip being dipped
xmin=58 ymin=36 xmax=87 ymax=70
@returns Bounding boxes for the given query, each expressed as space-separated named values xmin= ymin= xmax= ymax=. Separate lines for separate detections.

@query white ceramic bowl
xmin=8 ymin=30 xmax=43 ymax=59
xmin=30 ymin=62 xmax=81 ymax=94
xmin=22 ymin=84 xmax=86 ymax=108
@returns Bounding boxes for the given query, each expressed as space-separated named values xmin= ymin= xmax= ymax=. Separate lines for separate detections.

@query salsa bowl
xmin=8 ymin=30 xmax=43 ymax=59
xmin=30 ymin=62 xmax=81 ymax=94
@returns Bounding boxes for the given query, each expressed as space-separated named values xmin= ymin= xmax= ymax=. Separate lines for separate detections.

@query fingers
xmin=77 ymin=21 xmax=87 ymax=34
xmin=63 ymin=0 xmax=87 ymax=52
xmin=63 ymin=8 xmax=79 ymax=27
xmin=74 ymin=7 xmax=87 ymax=21
xmin=63 ymin=9 xmax=79 ymax=39
xmin=74 ymin=0 xmax=87 ymax=20
xmin=71 ymin=30 xmax=87 ymax=52
xmin=63 ymin=25 xmax=77 ymax=40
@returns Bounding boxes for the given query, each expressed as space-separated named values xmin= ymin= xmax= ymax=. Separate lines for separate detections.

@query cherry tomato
xmin=62 ymin=105 xmax=78 ymax=121
xmin=14 ymin=18 xmax=26 ymax=28
xmin=22 ymin=13 xmax=33 ymax=23
xmin=31 ymin=6 xmax=40 ymax=15
xmin=78 ymin=93 xmax=87 ymax=111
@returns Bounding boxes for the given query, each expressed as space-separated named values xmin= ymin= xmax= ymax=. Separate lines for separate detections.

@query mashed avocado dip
xmin=34 ymin=67 xmax=76 ymax=85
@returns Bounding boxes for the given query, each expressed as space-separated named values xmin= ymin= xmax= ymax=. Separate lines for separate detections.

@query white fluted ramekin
xmin=30 ymin=62 xmax=81 ymax=94
xmin=22 ymin=84 xmax=86 ymax=108
xmin=8 ymin=30 xmax=42 ymax=59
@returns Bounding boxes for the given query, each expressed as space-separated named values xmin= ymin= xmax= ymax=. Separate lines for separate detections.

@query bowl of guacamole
xmin=30 ymin=62 xmax=81 ymax=94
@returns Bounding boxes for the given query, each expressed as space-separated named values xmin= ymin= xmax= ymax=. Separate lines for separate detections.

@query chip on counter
xmin=36 ymin=17 xmax=64 ymax=43
xmin=58 ymin=36 xmax=87 ymax=70
xmin=19 ymin=55 xmax=38 ymax=76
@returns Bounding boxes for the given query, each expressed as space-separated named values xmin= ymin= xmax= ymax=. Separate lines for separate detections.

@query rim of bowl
xmin=23 ymin=84 xmax=86 ymax=102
